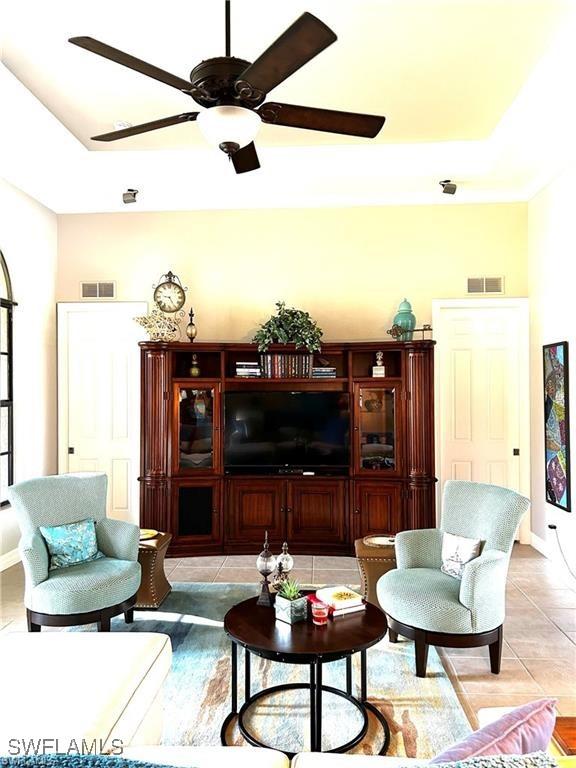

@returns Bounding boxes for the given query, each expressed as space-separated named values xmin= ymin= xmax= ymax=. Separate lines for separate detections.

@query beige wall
xmin=6 ymin=182 xmax=574 ymax=566
xmin=0 ymin=179 xmax=58 ymax=562
xmin=528 ymin=167 xmax=576 ymax=568
xmin=57 ymin=204 xmax=528 ymax=340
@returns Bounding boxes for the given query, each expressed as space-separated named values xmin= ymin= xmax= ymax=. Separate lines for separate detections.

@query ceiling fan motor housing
xmin=188 ymin=57 xmax=265 ymax=108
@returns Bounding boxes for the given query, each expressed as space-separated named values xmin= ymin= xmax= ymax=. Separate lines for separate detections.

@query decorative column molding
xmin=140 ymin=346 xmax=170 ymax=529
xmin=142 ymin=347 xmax=170 ymax=477
xmin=406 ymin=347 xmax=436 ymax=528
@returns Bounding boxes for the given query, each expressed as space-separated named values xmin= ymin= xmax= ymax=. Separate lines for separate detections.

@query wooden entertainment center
xmin=139 ymin=340 xmax=436 ymax=556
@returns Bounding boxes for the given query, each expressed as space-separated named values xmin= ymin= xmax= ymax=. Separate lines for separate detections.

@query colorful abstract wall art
xmin=543 ymin=342 xmax=571 ymax=512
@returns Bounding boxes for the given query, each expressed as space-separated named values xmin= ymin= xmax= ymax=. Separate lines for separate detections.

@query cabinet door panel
xmin=227 ymin=478 xmax=285 ymax=545
xmin=171 ymin=479 xmax=221 ymax=546
xmin=287 ymin=480 xmax=346 ymax=544
xmin=353 ymin=481 xmax=403 ymax=538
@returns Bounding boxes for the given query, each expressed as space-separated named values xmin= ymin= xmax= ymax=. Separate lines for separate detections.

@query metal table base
xmin=220 ymin=643 xmax=390 ymax=758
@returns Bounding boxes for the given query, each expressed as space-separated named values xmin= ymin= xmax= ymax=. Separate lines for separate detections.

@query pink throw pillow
xmin=430 ymin=699 xmax=557 ymax=762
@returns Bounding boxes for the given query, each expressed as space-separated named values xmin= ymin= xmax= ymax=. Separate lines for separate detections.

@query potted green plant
xmin=274 ymin=578 xmax=308 ymax=624
xmin=253 ymin=302 xmax=323 ymax=353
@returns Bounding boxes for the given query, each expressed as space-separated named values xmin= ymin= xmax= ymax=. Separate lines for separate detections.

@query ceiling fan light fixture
xmin=196 ymin=105 xmax=261 ymax=151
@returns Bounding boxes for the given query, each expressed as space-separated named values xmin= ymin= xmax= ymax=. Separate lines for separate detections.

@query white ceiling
xmin=1 ymin=0 xmax=576 ymax=213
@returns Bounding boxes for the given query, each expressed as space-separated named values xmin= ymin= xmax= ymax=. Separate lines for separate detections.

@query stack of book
xmin=235 ymin=361 xmax=261 ymax=378
xmin=309 ymin=586 xmax=366 ymax=618
xmin=260 ymin=353 xmax=313 ymax=378
xmin=312 ymin=367 xmax=337 ymax=379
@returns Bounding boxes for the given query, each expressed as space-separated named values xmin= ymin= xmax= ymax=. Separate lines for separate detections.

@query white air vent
xmin=467 ymin=276 xmax=504 ymax=295
xmin=80 ymin=281 xmax=116 ymax=300
xmin=467 ymin=277 xmax=484 ymax=294
xmin=484 ymin=276 xmax=504 ymax=294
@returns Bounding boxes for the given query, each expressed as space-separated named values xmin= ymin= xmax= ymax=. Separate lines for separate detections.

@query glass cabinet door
xmin=355 ymin=385 xmax=398 ymax=473
xmin=176 ymin=386 xmax=218 ymax=473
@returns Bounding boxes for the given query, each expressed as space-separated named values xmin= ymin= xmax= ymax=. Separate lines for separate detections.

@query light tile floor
xmin=1 ymin=544 xmax=574 ymax=725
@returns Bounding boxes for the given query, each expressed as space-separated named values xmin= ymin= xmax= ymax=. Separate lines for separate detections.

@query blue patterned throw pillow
xmin=39 ymin=519 xmax=104 ymax=570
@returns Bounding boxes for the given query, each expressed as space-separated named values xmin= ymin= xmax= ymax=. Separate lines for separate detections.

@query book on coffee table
xmin=311 ymin=586 xmax=366 ymax=617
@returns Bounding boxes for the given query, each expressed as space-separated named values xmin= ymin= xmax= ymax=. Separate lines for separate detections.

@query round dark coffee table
xmin=220 ymin=595 xmax=390 ymax=757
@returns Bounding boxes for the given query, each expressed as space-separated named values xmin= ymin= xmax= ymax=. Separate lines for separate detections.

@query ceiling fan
xmin=69 ymin=1 xmax=386 ymax=173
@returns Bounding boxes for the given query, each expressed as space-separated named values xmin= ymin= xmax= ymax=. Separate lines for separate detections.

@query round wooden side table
xmin=135 ymin=531 xmax=172 ymax=609
xmin=221 ymin=594 xmax=389 ymax=757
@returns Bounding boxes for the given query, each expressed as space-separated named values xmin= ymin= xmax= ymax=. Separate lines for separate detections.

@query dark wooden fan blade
xmin=91 ymin=113 xmax=199 ymax=141
xmin=258 ymin=102 xmax=385 ymax=138
xmin=69 ymin=37 xmax=193 ymax=92
xmin=231 ymin=142 xmax=261 ymax=173
xmin=235 ymin=13 xmax=336 ymax=98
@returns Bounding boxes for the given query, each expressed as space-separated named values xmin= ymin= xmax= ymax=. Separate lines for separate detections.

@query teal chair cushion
xmin=377 ymin=567 xmax=473 ymax=634
xmin=40 ymin=518 xmax=104 ymax=570
xmin=29 ymin=557 xmax=141 ymax=615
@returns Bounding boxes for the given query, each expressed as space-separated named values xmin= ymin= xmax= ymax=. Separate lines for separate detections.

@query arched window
xmin=0 ymin=250 xmax=15 ymax=506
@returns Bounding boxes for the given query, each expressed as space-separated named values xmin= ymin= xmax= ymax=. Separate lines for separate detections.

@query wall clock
xmin=153 ymin=271 xmax=186 ymax=313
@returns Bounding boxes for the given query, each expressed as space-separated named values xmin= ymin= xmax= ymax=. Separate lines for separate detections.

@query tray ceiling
xmin=1 ymin=0 xmax=569 ymax=151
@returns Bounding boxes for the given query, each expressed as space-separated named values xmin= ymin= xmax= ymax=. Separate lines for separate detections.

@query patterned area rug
xmin=77 ymin=583 xmax=471 ymax=757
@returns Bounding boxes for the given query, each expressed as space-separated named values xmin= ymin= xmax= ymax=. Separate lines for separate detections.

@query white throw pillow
xmin=441 ymin=532 xmax=482 ymax=579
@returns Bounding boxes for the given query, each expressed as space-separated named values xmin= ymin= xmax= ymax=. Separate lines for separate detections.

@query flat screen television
xmin=224 ymin=391 xmax=350 ymax=473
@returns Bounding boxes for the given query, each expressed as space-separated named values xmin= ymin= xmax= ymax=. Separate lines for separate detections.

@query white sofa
xmin=0 ymin=632 xmax=171 ymax=756
xmin=125 ymin=745 xmax=426 ymax=767
xmin=122 ymin=708 xmax=512 ymax=768
xmin=125 ymin=746 xmax=290 ymax=768
xmin=0 ymin=631 xmax=287 ymax=768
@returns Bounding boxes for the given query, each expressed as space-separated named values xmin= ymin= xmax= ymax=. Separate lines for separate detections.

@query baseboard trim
xmin=530 ymin=532 xmax=551 ymax=558
xmin=0 ymin=547 xmax=20 ymax=572
xmin=532 ymin=530 xmax=576 ymax=589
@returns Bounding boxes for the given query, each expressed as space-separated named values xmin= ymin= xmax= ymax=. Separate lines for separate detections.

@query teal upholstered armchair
xmin=377 ymin=480 xmax=530 ymax=677
xmin=8 ymin=472 xmax=141 ymax=632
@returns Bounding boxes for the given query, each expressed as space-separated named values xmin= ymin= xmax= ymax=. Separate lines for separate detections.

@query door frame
xmin=57 ymin=300 xmax=147 ymax=484
xmin=432 ymin=298 xmax=531 ymax=543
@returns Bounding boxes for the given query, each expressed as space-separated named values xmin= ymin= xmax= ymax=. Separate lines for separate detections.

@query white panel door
xmin=57 ymin=302 xmax=147 ymax=522
xmin=433 ymin=299 xmax=530 ymax=541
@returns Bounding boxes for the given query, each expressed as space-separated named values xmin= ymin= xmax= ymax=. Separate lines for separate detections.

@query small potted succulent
xmin=274 ymin=578 xmax=308 ymax=625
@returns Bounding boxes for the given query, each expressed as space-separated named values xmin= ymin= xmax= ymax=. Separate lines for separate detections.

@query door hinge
xmin=513 ymin=448 xmax=520 ymax=456
xmin=68 ymin=447 xmax=75 ymax=455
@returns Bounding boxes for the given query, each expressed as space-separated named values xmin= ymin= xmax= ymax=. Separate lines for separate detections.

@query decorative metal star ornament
xmin=134 ymin=308 xmax=179 ymax=341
